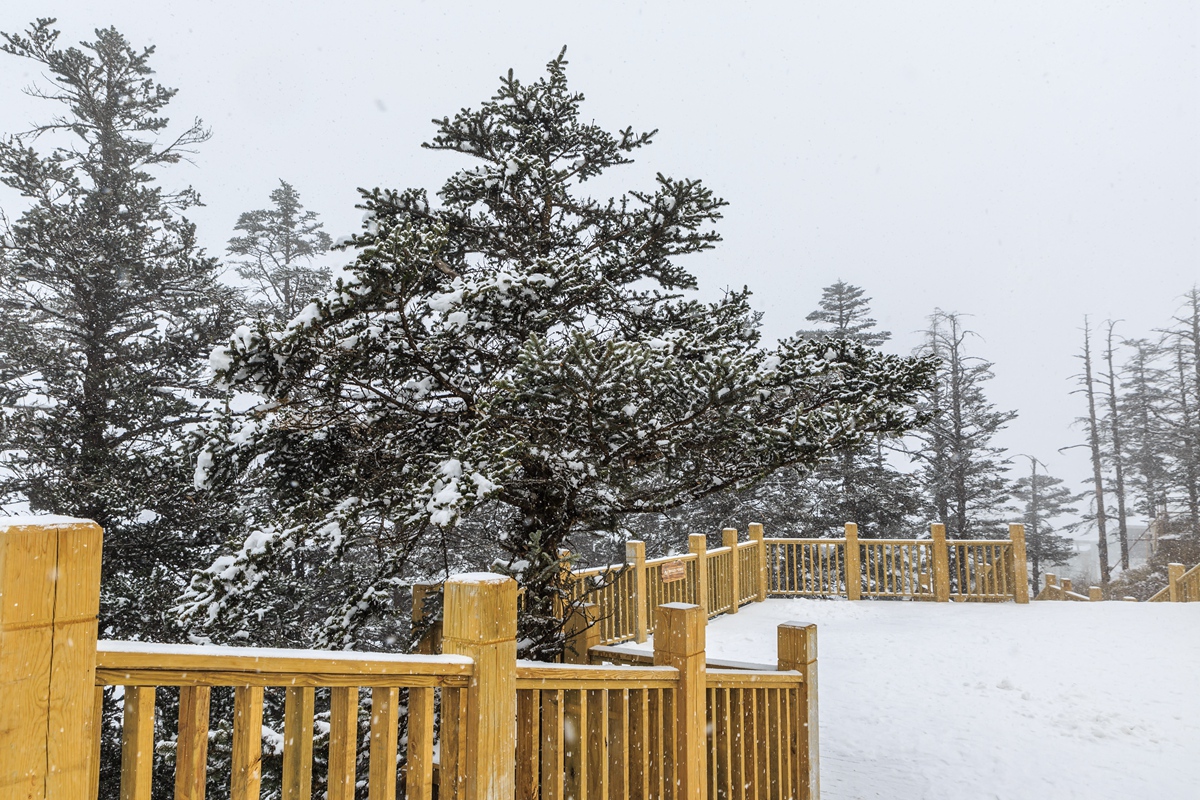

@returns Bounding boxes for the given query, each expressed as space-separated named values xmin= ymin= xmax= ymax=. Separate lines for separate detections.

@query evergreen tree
xmin=1101 ymin=321 xmax=1131 ymax=569
xmin=799 ymin=280 xmax=891 ymax=347
xmin=180 ymin=51 xmax=935 ymax=658
xmin=1119 ymin=338 xmax=1169 ymax=521
xmin=906 ymin=310 xmax=1015 ymax=538
xmin=1011 ymin=456 xmax=1078 ymax=593
xmin=0 ymin=19 xmax=239 ymax=639
xmin=1160 ymin=290 xmax=1200 ymax=538
xmin=227 ymin=180 xmax=333 ymax=324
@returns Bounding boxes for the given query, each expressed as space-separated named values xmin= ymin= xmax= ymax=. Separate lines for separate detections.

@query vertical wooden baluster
xmin=566 ymin=689 xmax=582 ymax=800
xmin=587 ymin=689 xmax=608 ymax=800
xmin=733 ymin=688 xmax=745 ymax=800
xmin=176 ymin=686 xmax=211 ymax=800
xmin=723 ymin=688 xmax=734 ymax=800
xmin=90 ymin=686 xmax=104 ymax=800
xmin=439 ymin=687 xmax=466 ymax=800
xmin=541 ymin=689 xmax=564 ymax=800
xmin=706 ymin=689 xmax=717 ymax=800
xmin=327 ymin=687 xmax=358 ymax=800
xmin=648 ymin=689 xmax=662 ymax=800
xmin=629 ymin=690 xmax=646 ymax=800
xmin=609 ymin=689 xmax=629 ymax=800
xmin=282 ymin=686 xmax=314 ymax=800
xmin=515 ymin=690 xmax=539 ymax=800
xmin=368 ymin=687 xmax=399 ymax=800
xmin=232 ymin=686 xmax=264 ymax=800
xmin=404 ymin=687 xmax=433 ymax=800
xmin=120 ymin=686 xmax=156 ymax=800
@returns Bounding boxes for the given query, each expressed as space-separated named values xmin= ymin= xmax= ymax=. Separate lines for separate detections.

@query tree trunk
xmin=1104 ymin=323 xmax=1130 ymax=570
xmin=1082 ymin=320 xmax=1111 ymax=584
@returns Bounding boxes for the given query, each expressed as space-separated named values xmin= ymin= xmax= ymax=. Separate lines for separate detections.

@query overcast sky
xmin=1 ymin=1 xmax=1196 ymax=530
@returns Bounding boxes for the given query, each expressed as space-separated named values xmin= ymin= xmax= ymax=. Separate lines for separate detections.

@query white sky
xmin=1 ymin=1 xmax=1196 ymax=523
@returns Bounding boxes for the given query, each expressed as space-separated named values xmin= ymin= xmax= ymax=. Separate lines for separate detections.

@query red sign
xmin=660 ymin=560 xmax=687 ymax=583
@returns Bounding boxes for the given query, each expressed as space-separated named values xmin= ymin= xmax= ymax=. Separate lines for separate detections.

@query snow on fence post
xmin=748 ymin=523 xmax=768 ymax=601
xmin=0 ymin=516 xmax=103 ymax=799
xmin=563 ymin=602 xmax=600 ymax=664
xmin=626 ymin=540 xmax=649 ymax=643
xmin=843 ymin=523 xmax=862 ymax=601
xmin=689 ymin=534 xmax=709 ymax=615
xmin=1088 ymin=586 xmax=1103 ymax=602
xmin=653 ymin=603 xmax=707 ymax=800
xmin=778 ymin=621 xmax=819 ymax=800
xmin=1009 ymin=523 xmax=1030 ymax=603
xmin=931 ymin=523 xmax=950 ymax=602
xmin=723 ymin=528 xmax=740 ymax=613
xmin=442 ymin=573 xmax=518 ymax=800
xmin=1167 ymin=563 xmax=1184 ymax=602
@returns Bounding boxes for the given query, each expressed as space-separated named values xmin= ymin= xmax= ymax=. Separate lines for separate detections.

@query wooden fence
xmin=569 ymin=523 xmax=1031 ymax=646
xmin=0 ymin=517 xmax=817 ymax=800
xmin=1148 ymin=562 xmax=1200 ymax=603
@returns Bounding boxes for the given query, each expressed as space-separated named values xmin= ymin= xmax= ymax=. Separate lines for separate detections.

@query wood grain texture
xmin=119 ymin=686 xmax=156 ymax=800
xmin=327 ymin=687 xmax=358 ymax=800
xmin=405 ymin=687 xmax=434 ymax=800
xmin=931 ymin=524 xmax=951 ymax=603
xmin=653 ymin=604 xmax=706 ymax=800
xmin=175 ymin=685 xmax=211 ymax=800
xmin=282 ymin=686 xmax=314 ymax=800
xmin=232 ymin=686 xmax=264 ymax=800
xmin=368 ymin=686 xmax=399 ymax=800
xmin=778 ymin=622 xmax=819 ymax=800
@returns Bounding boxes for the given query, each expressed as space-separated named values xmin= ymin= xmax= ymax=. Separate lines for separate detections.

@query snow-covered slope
xmin=640 ymin=599 xmax=1200 ymax=799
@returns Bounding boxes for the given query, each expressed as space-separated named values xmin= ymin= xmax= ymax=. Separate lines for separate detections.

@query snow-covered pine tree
xmin=0 ymin=19 xmax=240 ymax=638
xmin=798 ymin=279 xmax=891 ymax=347
xmin=783 ymin=281 xmax=921 ymax=538
xmin=1119 ymin=338 xmax=1170 ymax=522
xmin=1011 ymin=456 xmax=1077 ymax=594
xmin=180 ymin=50 xmax=935 ymax=658
xmin=1160 ymin=289 xmax=1200 ymax=541
xmin=906 ymin=310 xmax=1015 ymax=538
xmin=227 ymin=180 xmax=333 ymax=324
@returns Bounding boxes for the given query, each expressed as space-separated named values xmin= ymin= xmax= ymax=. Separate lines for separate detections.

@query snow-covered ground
xmin=633 ymin=599 xmax=1200 ymax=799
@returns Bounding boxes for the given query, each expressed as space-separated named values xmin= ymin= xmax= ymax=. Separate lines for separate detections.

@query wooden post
xmin=564 ymin=602 xmax=600 ymax=664
xmin=1168 ymin=563 xmax=1184 ymax=602
xmin=1088 ymin=586 xmax=1103 ymax=602
xmin=442 ymin=573 xmax=518 ymax=800
xmin=748 ymin=523 xmax=768 ymax=602
xmin=778 ymin=622 xmax=819 ymax=800
xmin=653 ymin=603 xmax=706 ymax=800
xmin=689 ymin=534 xmax=709 ymax=615
xmin=626 ymin=540 xmax=649 ymax=644
xmin=843 ymin=523 xmax=862 ymax=601
xmin=0 ymin=516 xmax=103 ymax=799
xmin=723 ymin=528 xmax=740 ymax=613
xmin=1008 ymin=523 xmax=1030 ymax=603
xmin=1061 ymin=579 xmax=1074 ymax=595
xmin=930 ymin=523 xmax=950 ymax=603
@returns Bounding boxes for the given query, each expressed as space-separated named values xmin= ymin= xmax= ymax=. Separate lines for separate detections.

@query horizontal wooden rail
xmin=1147 ymin=562 xmax=1200 ymax=602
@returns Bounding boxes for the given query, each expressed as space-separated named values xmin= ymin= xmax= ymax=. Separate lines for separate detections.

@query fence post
xmin=1009 ymin=523 xmax=1030 ymax=604
xmin=626 ymin=540 xmax=649 ymax=643
xmin=1061 ymin=578 xmax=1074 ymax=595
xmin=0 ymin=516 xmax=103 ymax=798
xmin=778 ymin=622 xmax=819 ymax=800
xmin=1088 ymin=586 xmax=1103 ymax=602
xmin=1168 ymin=563 xmax=1184 ymax=602
xmin=749 ymin=523 xmax=768 ymax=601
xmin=723 ymin=528 xmax=740 ymax=613
xmin=653 ymin=603 xmax=707 ymax=800
xmin=442 ymin=573 xmax=518 ymax=800
xmin=564 ymin=602 xmax=600 ymax=664
xmin=843 ymin=523 xmax=862 ymax=601
xmin=931 ymin=523 xmax=950 ymax=602
xmin=689 ymin=534 xmax=709 ymax=616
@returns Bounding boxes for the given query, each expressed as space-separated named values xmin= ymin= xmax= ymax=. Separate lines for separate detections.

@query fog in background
xmin=1 ymin=1 xmax=1196 ymax=536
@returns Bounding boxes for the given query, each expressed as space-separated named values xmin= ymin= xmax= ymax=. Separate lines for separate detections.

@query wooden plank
xmin=931 ymin=524 xmax=950 ymax=602
xmin=654 ymin=604 xmax=706 ymax=800
xmin=328 ymin=686 xmax=358 ymax=800
xmin=439 ymin=687 xmax=465 ymax=800
xmin=89 ymin=687 xmax=104 ymax=800
xmin=368 ymin=686 xmax=399 ymax=800
xmin=515 ymin=690 xmax=540 ymax=800
xmin=540 ymin=689 xmax=564 ymax=800
xmin=608 ymin=689 xmax=628 ymax=800
xmin=405 ymin=687 xmax=434 ymax=800
xmin=175 ymin=685 xmax=211 ymax=800
xmin=119 ymin=686 xmax=156 ymax=800
xmin=232 ymin=686 xmax=264 ymax=800
xmin=95 ymin=669 xmax=468 ymax=689
xmin=282 ymin=687 xmax=315 ymax=800
xmin=95 ymin=644 xmax=473 ymax=679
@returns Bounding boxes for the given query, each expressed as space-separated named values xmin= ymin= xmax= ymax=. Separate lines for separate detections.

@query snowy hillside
xmin=630 ymin=600 xmax=1200 ymax=799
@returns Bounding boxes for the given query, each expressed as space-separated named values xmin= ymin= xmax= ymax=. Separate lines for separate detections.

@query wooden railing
xmin=568 ymin=523 xmax=1031 ymax=649
xmin=1147 ymin=562 xmax=1200 ymax=603
xmin=1034 ymin=573 xmax=1098 ymax=602
xmin=0 ymin=517 xmax=818 ymax=800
